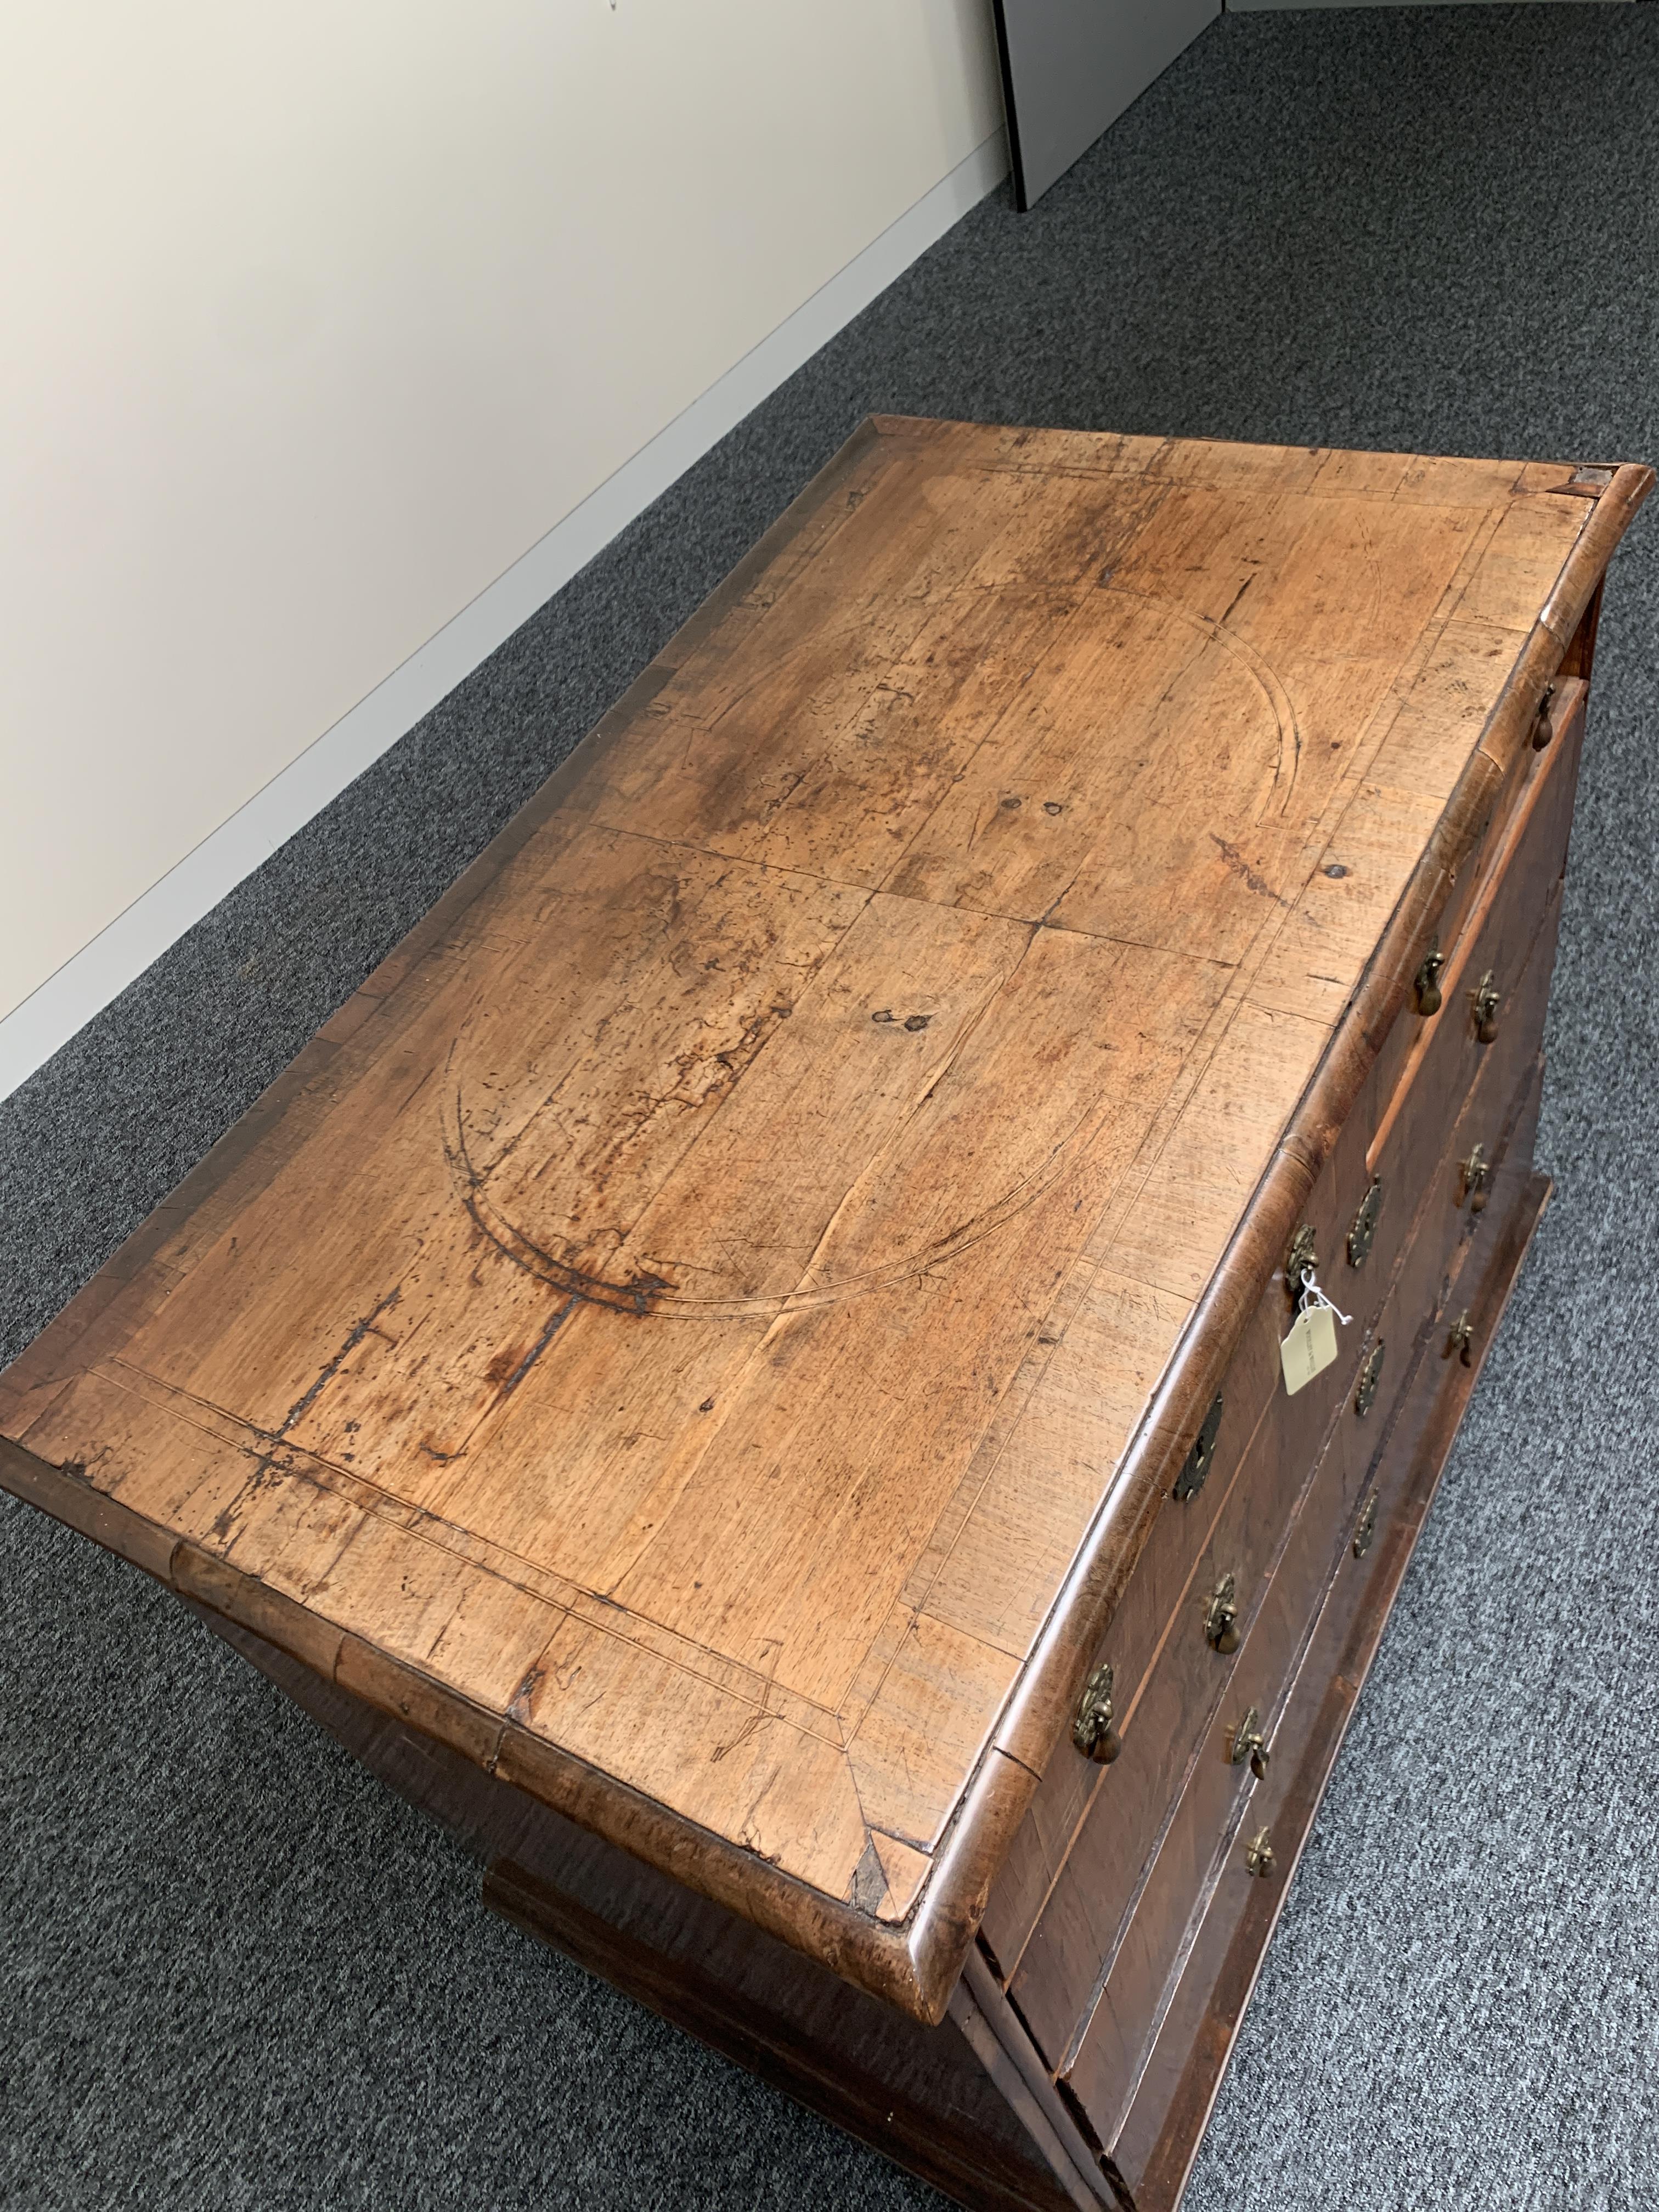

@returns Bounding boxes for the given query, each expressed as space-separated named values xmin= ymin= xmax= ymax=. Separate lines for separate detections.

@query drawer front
xmin=1349 ymin=675 xmax=1582 ymax=1132
xmin=1332 ymin=865 xmax=1562 ymax=1497
xmin=1325 ymin=681 xmax=1580 ymax=1317
xmin=1363 ymin=678 xmax=1582 ymax=1193
xmin=1007 ymin=1159 xmax=1468 ymax=2069
xmin=1106 ymin=1060 xmax=1549 ymax=2202
xmin=979 ymin=703 xmax=1580 ymax=1987
xmin=1060 ymin=1393 xmax=1397 ymax=2130
xmin=1007 ymin=962 xmax=1557 ymax=2081
xmin=1004 ymin=1287 xmax=1367 ymax=2059
xmin=1062 ymin=1041 xmax=1550 ymax=2142
xmin=977 ymin=1101 xmax=1370 ymax=1979
xmin=1429 ymin=676 xmax=1582 ymax=1009
xmin=979 ymin=1113 xmax=1367 ymax=1985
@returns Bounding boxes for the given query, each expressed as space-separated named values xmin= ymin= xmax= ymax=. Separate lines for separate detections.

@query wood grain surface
xmin=1 ymin=420 xmax=1646 ymax=2023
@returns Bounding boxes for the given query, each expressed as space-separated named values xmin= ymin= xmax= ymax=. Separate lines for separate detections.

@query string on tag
xmin=1297 ymin=1266 xmax=1351 ymax=1327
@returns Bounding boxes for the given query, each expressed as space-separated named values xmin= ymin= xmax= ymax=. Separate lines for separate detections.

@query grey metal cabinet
xmin=994 ymin=0 xmax=1220 ymax=207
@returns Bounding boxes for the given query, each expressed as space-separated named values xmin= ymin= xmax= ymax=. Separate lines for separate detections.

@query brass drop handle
xmin=1414 ymin=946 xmax=1446 ymax=1017
xmin=1532 ymin=680 xmax=1556 ymax=752
xmin=1459 ymin=1143 xmax=1490 ymax=1214
xmin=1204 ymin=1573 xmax=1241 ymax=1655
xmin=1231 ymin=1706 xmax=1271 ymax=1780
xmin=1471 ymin=970 xmax=1502 ymax=1044
xmin=1072 ymin=1660 xmax=1122 ymax=1764
xmin=1245 ymin=1827 xmax=1277 ymax=1879
xmin=1445 ymin=1311 xmax=1474 ymax=1367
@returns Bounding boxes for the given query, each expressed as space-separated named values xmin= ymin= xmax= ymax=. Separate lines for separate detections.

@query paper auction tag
xmin=1280 ymin=1302 xmax=1338 ymax=1396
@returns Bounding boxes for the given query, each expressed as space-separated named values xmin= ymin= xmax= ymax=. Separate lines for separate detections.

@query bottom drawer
xmin=1057 ymin=1050 xmax=1546 ymax=2144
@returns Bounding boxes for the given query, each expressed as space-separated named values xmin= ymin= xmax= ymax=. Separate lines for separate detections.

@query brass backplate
xmin=1355 ymin=1339 xmax=1386 ymax=1418
xmin=1173 ymin=1391 xmax=1224 ymax=1503
xmin=1347 ymin=1177 xmax=1383 ymax=1268
xmin=1414 ymin=945 xmax=1446 ymax=1015
xmin=1353 ymin=1489 xmax=1379 ymax=1559
xmin=1284 ymin=1223 xmax=1318 ymax=1296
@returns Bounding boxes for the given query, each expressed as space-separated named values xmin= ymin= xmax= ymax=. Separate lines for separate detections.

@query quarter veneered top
xmin=1 ymin=420 xmax=1641 ymax=2012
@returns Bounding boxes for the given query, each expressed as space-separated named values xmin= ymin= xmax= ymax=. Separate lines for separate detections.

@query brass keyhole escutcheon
xmin=1353 ymin=1489 xmax=1379 ymax=1559
xmin=1205 ymin=1573 xmax=1241 ymax=1655
xmin=1355 ymin=1339 xmax=1386 ymax=1418
xmin=1245 ymin=1827 xmax=1277 ymax=1879
xmin=1471 ymin=970 xmax=1502 ymax=1043
xmin=1445 ymin=1311 xmax=1474 ymax=1367
xmin=1532 ymin=680 xmax=1556 ymax=752
xmin=1414 ymin=945 xmax=1446 ymax=1016
xmin=1348 ymin=1177 xmax=1383 ymax=1268
xmin=1173 ymin=1392 xmax=1224 ymax=1504
xmin=1073 ymin=1660 xmax=1121 ymax=1765
xmin=1284 ymin=1223 xmax=1318 ymax=1297
xmin=1231 ymin=1707 xmax=1270 ymax=1780
xmin=1459 ymin=1143 xmax=1490 ymax=1214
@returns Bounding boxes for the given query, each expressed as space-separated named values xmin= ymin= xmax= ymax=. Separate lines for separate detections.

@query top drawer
xmin=1363 ymin=674 xmax=1587 ymax=1127
xmin=1349 ymin=674 xmax=1585 ymax=1246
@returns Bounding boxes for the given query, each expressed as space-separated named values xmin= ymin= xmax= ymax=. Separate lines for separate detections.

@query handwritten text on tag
xmin=1280 ymin=1302 xmax=1338 ymax=1395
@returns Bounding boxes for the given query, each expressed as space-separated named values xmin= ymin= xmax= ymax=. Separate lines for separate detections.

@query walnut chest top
xmin=2 ymin=420 xmax=1645 ymax=2025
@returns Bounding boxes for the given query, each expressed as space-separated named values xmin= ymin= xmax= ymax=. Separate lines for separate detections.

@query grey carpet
xmin=5 ymin=8 xmax=1658 ymax=2207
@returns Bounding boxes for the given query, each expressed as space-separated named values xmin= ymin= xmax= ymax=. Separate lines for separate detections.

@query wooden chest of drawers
xmin=2 ymin=421 xmax=1646 ymax=2210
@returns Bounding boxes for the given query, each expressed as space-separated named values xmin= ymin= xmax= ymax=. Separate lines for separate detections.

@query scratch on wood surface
xmin=710 ymin=1639 xmax=782 ymax=1763
xmin=279 ymin=1285 xmax=404 ymax=1438
xmin=443 ymin=1089 xmax=674 ymax=1317
xmin=494 ymin=1296 xmax=580 ymax=1400
xmin=1216 ymin=573 xmax=1255 ymax=628
xmin=1207 ymin=836 xmax=1288 ymax=906
xmin=199 ymin=1284 xmax=408 ymax=1547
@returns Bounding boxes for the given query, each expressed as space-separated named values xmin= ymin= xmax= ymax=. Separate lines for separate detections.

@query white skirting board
xmin=0 ymin=129 xmax=1009 ymax=1109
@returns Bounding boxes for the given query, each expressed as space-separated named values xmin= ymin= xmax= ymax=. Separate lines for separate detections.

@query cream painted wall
xmin=1 ymin=1 xmax=1003 ymax=1025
